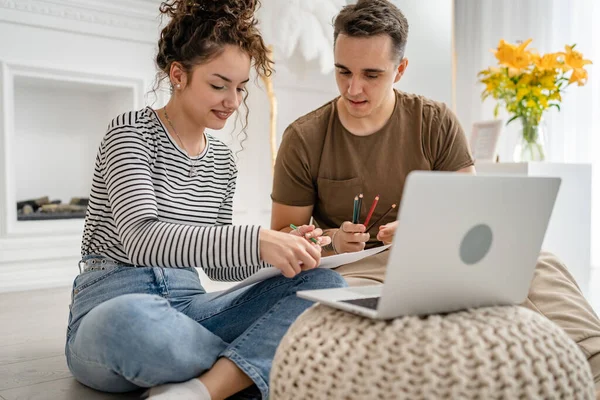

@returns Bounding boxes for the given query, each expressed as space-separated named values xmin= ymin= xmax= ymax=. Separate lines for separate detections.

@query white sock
xmin=144 ymin=378 xmax=212 ymax=400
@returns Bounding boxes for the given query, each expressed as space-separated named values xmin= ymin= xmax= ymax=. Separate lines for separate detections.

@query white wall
xmin=391 ymin=0 xmax=454 ymax=107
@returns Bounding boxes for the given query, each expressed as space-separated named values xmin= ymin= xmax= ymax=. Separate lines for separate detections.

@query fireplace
xmin=1 ymin=63 xmax=144 ymax=236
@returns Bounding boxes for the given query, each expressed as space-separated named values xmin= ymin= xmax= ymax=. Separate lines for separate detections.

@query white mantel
xmin=476 ymin=161 xmax=592 ymax=296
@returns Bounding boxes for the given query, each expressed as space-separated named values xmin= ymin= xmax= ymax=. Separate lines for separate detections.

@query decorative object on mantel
xmin=17 ymin=196 xmax=88 ymax=221
xmin=470 ymin=120 xmax=503 ymax=162
xmin=478 ymin=39 xmax=592 ymax=162
xmin=258 ymin=0 xmax=346 ymax=170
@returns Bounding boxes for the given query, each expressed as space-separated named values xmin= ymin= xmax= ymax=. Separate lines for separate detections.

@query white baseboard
xmin=0 ymin=257 xmax=79 ymax=293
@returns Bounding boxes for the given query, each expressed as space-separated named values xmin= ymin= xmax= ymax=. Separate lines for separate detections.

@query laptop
xmin=297 ymin=171 xmax=561 ymax=319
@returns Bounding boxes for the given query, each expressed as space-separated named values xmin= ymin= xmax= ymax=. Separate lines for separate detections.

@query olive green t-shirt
xmin=272 ymin=90 xmax=474 ymax=247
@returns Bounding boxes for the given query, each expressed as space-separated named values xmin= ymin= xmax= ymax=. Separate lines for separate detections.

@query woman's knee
xmin=76 ymin=294 xmax=166 ymax=341
xmin=71 ymin=294 xmax=171 ymax=362
xmin=69 ymin=294 xmax=216 ymax=388
xmin=299 ymin=268 xmax=347 ymax=290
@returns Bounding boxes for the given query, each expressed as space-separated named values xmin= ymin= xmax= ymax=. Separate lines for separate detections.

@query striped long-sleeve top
xmin=81 ymin=107 xmax=266 ymax=281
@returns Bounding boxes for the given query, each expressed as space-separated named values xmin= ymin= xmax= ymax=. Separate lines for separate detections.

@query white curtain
xmin=455 ymin=0 xmax=600 ymax=267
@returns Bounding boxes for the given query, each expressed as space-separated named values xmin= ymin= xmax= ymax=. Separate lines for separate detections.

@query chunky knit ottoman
xmin=270 ymin=305 xmax=595 ymax=399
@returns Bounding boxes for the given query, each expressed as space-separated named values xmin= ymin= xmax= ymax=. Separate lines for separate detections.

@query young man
xmin=270 ymin=0 xmax=600 ymax=390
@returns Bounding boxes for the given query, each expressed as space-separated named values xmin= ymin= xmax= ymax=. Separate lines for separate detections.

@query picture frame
xmin=469 ymin=119 xmax=503 ymax=162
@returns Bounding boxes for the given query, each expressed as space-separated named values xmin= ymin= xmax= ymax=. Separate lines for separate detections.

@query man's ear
xmin=394 ymin=58 xmax=409 ymax=83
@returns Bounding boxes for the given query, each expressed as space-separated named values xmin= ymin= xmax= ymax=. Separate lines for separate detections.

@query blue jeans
xmin=65 ymin=256 xmax=346 ymax=399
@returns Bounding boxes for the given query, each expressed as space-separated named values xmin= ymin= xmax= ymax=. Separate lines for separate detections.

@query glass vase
xmin=513 ymin=117 xmax=546 ymax=162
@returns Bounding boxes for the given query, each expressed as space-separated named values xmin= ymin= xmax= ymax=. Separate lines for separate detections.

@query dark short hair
xmin=334 ymin=0 xmax=409 ymax=61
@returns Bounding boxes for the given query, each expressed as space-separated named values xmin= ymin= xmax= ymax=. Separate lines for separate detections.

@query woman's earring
xmin=176 ymin=84 xmax=181 ymax=89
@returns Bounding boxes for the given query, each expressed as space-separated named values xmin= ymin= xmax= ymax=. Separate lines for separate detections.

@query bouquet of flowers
xmin=478 ymin=38 xmax=592 ymax=161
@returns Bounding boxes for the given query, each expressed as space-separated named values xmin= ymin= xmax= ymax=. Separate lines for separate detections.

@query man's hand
xmin=330 ymin=221 xmax=370 ymax=254
xmin=376 ymin=220 xmax=398 ymax=245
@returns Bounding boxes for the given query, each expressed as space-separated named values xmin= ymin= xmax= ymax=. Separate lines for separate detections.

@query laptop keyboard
xmin=341 ymin=296 xmax=380 ymax=310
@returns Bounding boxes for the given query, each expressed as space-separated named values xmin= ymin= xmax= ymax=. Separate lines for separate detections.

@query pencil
xmin=290 ymin=224 xmax=319 ymax=244
xmin=352 ymin=195 xmax=359 ymax=224
xmin=363 ymin=195 xmax=380 ymax=227
xmin=356 ymin=193 xmax=363 ymax=224
xmin=365 ymin=204 xmax=397 ymax=232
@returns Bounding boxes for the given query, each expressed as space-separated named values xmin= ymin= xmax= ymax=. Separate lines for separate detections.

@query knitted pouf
xmin=270 ymin=305 xmax=595 ymax=399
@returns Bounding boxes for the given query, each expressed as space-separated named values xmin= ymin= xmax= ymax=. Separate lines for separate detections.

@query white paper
xmin=211 ymin=245 xmax=391 ymax=300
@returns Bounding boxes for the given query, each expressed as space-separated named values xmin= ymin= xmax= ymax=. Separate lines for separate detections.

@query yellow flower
xmin=518 ymin=73 xmax=533 ymax=85
xmin=533 ymin=52 xmax=562 ymax=71
xmin=549 ymin=91 xmax=562 ymax=101
xmin=561 ymin=45 xmax=592 ymax=86
xmin=516 ymin=87 xmax=529 ymax=101
xmin=494 ymin=39 xmax=533 ymax=72
xmin=504 ymin=79 xmax=516 ymax=90
xmin=563 ymin=44 xmax=592 ymax=70
xmin=539 ymin=73 xmax=556 ymax=90
xmin=484 ymin=81 xmax=496 ymax=91
xmin=569 ymin=67 xmax=589 ymax=86
xmin=478 ymin=38 xmax=591 ymax=122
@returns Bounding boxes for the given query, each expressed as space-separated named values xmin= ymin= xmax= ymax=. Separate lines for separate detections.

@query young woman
xmin=64 ymin=1 xmax=346 ymax=399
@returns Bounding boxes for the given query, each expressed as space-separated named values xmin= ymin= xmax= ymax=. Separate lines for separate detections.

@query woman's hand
xmin=289 ymin=224 xmax=332 ymax=247
xmin=376 ymin=221 xmax=398 ymax=245
xmin=259 ymin=229 xmax=322 ymax=278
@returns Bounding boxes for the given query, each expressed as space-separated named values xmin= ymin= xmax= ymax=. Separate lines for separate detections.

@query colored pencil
xmin=356 ymin=193 xmax=363 ymax=224
xmin=352 ymin=195 xmax=359 ymax=224
xmin=290 ymin=224 xmax=319 ymax=244
xmin=363 ymin=195 xmax=380 ymax=227
xmin=366 ymin=204 xmax=397 ymax=232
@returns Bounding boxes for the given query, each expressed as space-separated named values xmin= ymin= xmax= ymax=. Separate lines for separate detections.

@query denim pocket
xmin=73 ymin=267 xmax=124 ymax=296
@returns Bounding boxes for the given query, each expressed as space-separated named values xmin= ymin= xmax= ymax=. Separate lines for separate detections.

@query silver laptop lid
xmin=377 ymin=171 xmax=560 ymax=319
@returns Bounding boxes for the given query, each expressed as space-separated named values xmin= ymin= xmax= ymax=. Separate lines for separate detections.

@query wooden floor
xmin=0 ymin=287 xmax=139 ymax=399
xmin=0 ymin=270 xmax=599 ymax=399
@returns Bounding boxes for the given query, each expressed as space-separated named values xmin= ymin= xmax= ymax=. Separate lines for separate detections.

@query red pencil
xmin=363 ymin=195 xmax=380 ymax=227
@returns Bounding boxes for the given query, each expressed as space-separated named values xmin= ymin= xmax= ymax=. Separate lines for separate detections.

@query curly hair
xmin=153 ymin=0 xmax=273 ymax=153
xmin=334 ymin=0 xmax=409 ymax=62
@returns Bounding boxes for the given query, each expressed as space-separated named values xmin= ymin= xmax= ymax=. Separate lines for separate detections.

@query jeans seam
xmin=221 ymin=348 xmax=269 ymax=399
xmin=196 ymin=274 xmax=310 ymax=322
xmin=218 ymin=278 xmax=300 ymax=399
xmin=67 ymin=346 xmax=153 ymax=388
